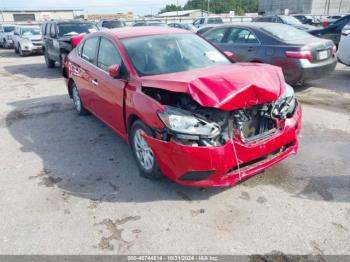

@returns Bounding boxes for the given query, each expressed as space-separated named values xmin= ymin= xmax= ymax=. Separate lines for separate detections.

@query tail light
xmin=285 ymin=50 xmax=313 ymax=60
xmin=341 ymin=29 xmax=350 ymax=36
xmin=71 ymin=33 xmax=86 ymax=47
xmin=322 ymin=21 xmax=329 ymax=27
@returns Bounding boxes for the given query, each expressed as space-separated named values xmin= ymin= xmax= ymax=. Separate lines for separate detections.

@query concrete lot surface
xmin=0 ymin=49 xmax=349 ymax=255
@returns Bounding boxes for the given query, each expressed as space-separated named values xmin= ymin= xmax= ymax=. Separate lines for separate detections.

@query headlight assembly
xmin=157 ymin=106 xmax=220 ymax=139
xmin=22 ymin=38 xmax=32 ymax=45
xmin=272 ymin=83 xmax=297 ymax=119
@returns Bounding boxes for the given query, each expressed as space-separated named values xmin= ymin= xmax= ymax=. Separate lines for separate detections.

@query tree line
xmin=159 ymin=0 xmax=259 ymax=15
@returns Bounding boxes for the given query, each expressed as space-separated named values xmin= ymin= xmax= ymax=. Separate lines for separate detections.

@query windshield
xmin=281 ymin=16 xmax=302 ymax=25
xmin=4 ymin=26 xmax=15 ymax=33
xmin=102 ymin=21 xmax=125 ymax=28
xmin=122 ymin=34 xmax=230 ymax=76
xmin=263 ymin=24 xmax=313 ymax=41
xmin=58 ymin=23 xmax=98 ymax=37
xmin=21 ymin=27 xmax=41 ymax=36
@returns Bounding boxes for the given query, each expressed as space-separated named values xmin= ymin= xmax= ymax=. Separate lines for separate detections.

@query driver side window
xmin=97 ymin=37 xmax=122 ymax=71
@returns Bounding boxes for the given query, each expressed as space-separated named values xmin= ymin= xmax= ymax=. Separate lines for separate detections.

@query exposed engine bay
xmin=143 ymin=86 xmax=297 ymax=147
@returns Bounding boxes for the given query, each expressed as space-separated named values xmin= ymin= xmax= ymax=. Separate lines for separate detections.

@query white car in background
xmin=337 ymin=24 xmax=350 ymax=66
xmin=0 ymin=24 xmax=15 ymax=48
xmin=12 ymin=25 xmax=43 ymax=56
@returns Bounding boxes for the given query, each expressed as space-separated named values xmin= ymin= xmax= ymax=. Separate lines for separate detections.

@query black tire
xmin=19 ymin=45 xmax=25 ymax=57
xmin=59 ymin=52 xmax=68 ymax=68
xmin=44 ymin=50 xmax=55 ymax=68
xmin=71 ymin=82 xmax=89 ymax=116
xmin=130 ymin=120 xmax=163 ymax=180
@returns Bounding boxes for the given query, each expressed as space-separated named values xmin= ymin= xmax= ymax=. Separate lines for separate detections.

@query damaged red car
xmin=63 ymin=27 xmax=302 ymax=187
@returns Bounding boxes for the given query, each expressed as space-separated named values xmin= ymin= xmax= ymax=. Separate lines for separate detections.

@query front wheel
xmin=130 ymin=120 xmax=163 ymax=180
xmin=19 ymin=45 xmax=25 ymax=56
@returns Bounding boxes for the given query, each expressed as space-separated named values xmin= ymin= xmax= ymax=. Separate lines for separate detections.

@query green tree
xmin=159 ymin=4 xmax=183 ymax=14
xmin=182 ymin=0 xmax=258 ymax=15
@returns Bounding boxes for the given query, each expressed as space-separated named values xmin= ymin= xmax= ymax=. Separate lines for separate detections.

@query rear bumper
xmin=144 ymin=104 xmax=302 ymax=187
xmin=284 ymin=57 xmax=337 ymax=85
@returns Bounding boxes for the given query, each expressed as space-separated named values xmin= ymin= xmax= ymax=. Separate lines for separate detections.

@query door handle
xmin=247 ymin=47 xmax=255 ymax=52
xmin=91 ymin=79 xmax=99 ymax=86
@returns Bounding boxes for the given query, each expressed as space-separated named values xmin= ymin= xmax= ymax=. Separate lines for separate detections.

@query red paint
xmin=64 ymin=28 xmax=302 ymax=187
xmin=71 ymin=33 xmax=86 ymax=47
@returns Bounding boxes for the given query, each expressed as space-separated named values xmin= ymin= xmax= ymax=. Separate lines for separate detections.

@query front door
xmin=90 ymin=36 xmax=126 ymax=134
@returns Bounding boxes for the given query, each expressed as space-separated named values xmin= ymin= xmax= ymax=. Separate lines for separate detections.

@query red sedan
xmin=63 ymin=27 xmax=302 ymax=187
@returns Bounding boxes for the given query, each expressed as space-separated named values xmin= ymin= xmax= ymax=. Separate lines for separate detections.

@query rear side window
xmin=50 ymin=24 xmax=57 ymax=38
xmin=97 ymin=37 xmax=122 ymax=71
xmin=227 ymin=28 xmax=259 ymax=44
xmin=81 ymin=37 xmax=99 ymax=64
xmin=208 ymin=18 xmax=223 ymax=24
xmin=204 ymin=27 xmax=227 ymax=43
xmin=45 ymin=24 xmax=51 ymax=36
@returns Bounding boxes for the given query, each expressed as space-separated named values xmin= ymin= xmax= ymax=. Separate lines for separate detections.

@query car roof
xmin=105 ymin=27 xmax=191 ymax=39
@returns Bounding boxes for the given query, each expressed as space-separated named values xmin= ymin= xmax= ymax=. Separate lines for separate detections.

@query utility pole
xmin=339 ymin=0 xmax=343 ymax=14
xmin=207 ymin=0 xmax=210 ymax=14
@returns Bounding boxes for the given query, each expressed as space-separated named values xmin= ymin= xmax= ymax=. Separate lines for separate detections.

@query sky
xmin=0 ymin=0 xmax=189 ymax=15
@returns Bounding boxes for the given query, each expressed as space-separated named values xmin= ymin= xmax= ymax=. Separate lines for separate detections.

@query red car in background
xmin=63 ymin=27 xmax=302 ymax=187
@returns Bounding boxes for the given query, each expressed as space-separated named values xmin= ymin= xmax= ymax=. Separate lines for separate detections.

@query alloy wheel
xmin=133 ymin=129 xmax=154 ymax=172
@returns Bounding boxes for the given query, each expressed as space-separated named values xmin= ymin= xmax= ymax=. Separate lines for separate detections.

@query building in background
xmin=158 ymin=9 xmax=209 ymax=18
xmin=87 ymin=12 xmax=135 ymax=21
xmin=0 ymin=9 xmax=82 ymax=23
xmin=259 ymin=0 xmax=350 ymax=15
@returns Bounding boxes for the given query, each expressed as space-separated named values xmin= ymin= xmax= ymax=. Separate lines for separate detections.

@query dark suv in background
xmin=42 ymin=20 xmax=98 ymax=68
xmin=97 ymin=20 xmax=126 ymax=29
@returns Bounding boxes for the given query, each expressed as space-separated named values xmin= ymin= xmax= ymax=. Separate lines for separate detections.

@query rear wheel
xmin=59 ymin=52 xmax=68 ymax=68
xmin=130 ymin=120 xmax=163 ymax=180
xmin=44 ymin=50 xmax=55 ymax=68
xmin=71 ymin=83 xmax=88 ymax=115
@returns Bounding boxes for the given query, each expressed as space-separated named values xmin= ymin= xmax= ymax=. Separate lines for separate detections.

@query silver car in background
xmin=0 ymin=24 xmax=15 ymax=48
xmin=12 ymin=25 xmax=43 ymax=56
xmin=337 ymin=24 xmax=350 ymax=66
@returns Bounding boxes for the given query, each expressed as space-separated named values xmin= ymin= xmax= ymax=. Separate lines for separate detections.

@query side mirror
xmin=108 ymin=64 xmax=120 ymax=78
xmin=224 ymin=51 xmax=236 ymax=62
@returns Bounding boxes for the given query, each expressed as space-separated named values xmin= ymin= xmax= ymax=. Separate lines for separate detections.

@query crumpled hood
xmin=141 ymin=63 xmax=285 ymax=110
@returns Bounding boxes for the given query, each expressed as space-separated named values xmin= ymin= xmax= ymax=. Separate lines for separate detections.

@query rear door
xmin=48 ymin=23 xmax=60 ymax=60
xmin=220 ymin=27 xmax=260 ymax=62
xmin=89 ymin=36 xmax=127 ymax=134
xmin=73 ymin=36 xmax=100 ymax=112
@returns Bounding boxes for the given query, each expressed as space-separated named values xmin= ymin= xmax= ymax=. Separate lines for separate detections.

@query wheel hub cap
xmin=134 ymin=129 xmax=154 ymax=171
